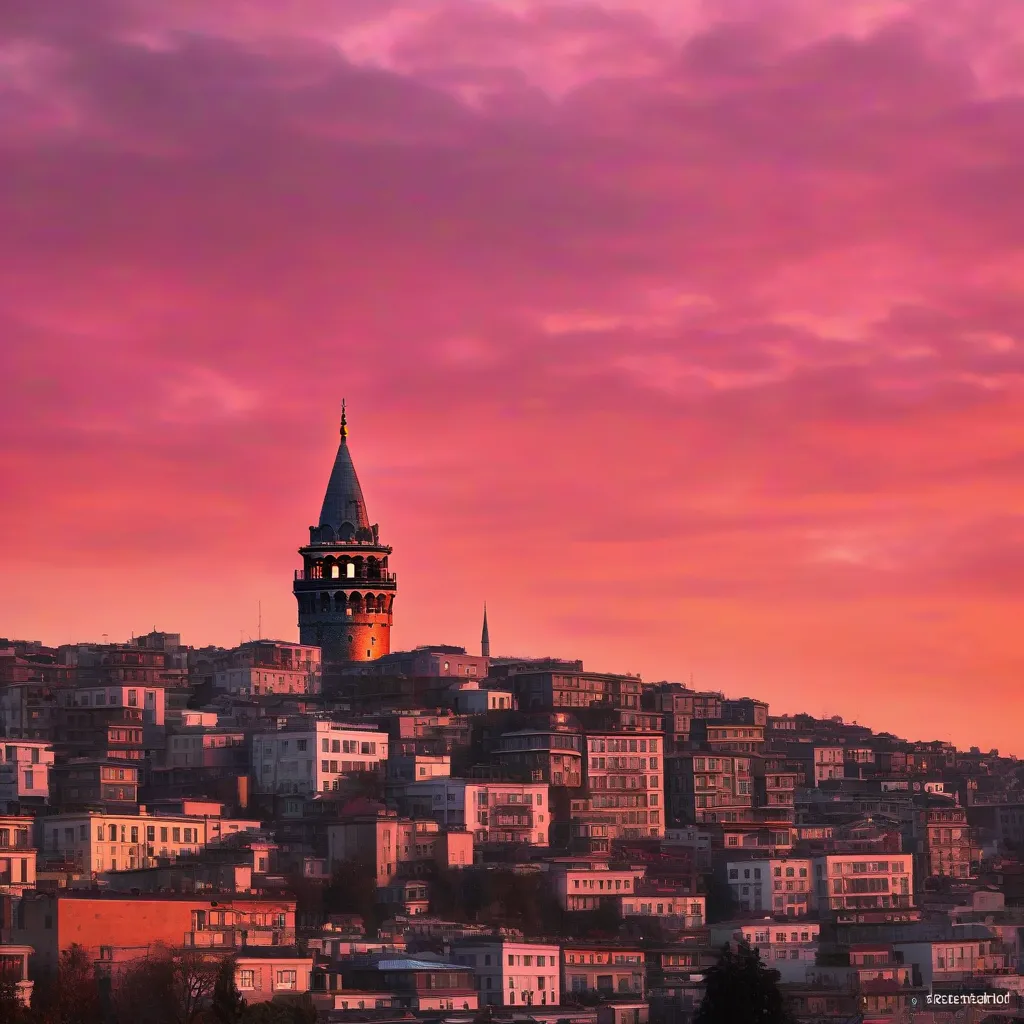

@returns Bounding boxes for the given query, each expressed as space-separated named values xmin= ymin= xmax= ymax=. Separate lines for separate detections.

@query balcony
xmin=185 ymin=927 xmax=296 ymax=949
xmin=294 ymin=569 xmax=396 ymax=585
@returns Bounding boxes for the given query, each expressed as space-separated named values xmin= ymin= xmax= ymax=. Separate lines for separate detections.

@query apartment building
xmin=620 ymin=890 xmax=705 ymax=927
xmin=894 ymin=929 xmax=1010 ymax=986
xmin=215 ymin=641 xmax=322 ymax=697
xmin=166 ymin=728 xmax=248 ymax=770
xmin=0 ymin=740 xmax=52 ymax=807
xmin=644 ymin=684 xmax=723 ymax=751
xmin=727 ymin=857 xmax=814 ymax=917
xmin=665 ymin=752 xmax=753 ymax=826
xmin=688 ymin=720 xmax=766 ymax=755
xmin=550 ymin=863 xmax=644 ymax=910
xmin=327 ymin=808 xmax=473 ymax=885
xmin=509 ymin=669 xmax=643 ymax=713
xmin=497 ymin=730 xmax=584 ymax=788
xmin=813 ymin=854 xmax=914 ymax=915
xmin=584 ymin=733 xmax=664 ymax=839
xmin=710 ymin=920 xmax=820 ymax=983
xmin=252 ymin=721 xmax=387 ymax=796
xmin=450 ymin=940 xmax=561 ymax=1008
xmin=400 ymin=778 xmax=549 ymax=846
xmin=57 ymin=683 xmax=166 ymax=726
xmin=561 ymin=945 xmax=645 ymax=999
xmin=40 ymin=810 xmax=261 ymax=875
xmin=786 ymin=744 xmax=845 ymax=787
xmin=0 ymin=815 xmax=37 ymax=895
xmin=917 ymin=803 xmax=974 ymax=879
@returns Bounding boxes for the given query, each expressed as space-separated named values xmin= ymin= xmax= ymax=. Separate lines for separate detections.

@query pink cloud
xmin=3 ymin=0 xmax=1024 ymax=750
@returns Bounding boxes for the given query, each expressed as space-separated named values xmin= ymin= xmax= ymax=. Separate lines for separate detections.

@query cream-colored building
xmin=813 ymin=854 xmax=914 ymax=915
xmin=41 ymin=811 xmax=261 ymax=875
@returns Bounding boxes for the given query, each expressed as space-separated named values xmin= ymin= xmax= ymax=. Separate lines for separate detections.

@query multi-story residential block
xmin=214 ymin=641 xmax=322 ymax=697
xmin=710 ymin=920 xmax=820 ymax=983
xmin=752 ymin=758 xmax=798 ymax=816
xmin=451 ymin=683 xmax=514 ymax=714
xmin=400 ymin=778 xmax=549 ymax=846
xmin=665 ymin=752 xmax=753 ymax=826
xmin=550 ymin=863 xmax=644 ymax=910
xmin=362 ymin=646 xmax=489 ymax=679
xmin=54 ymin=705 xmax=145 ymax=762
xmin=894 ymin=930 xmax=1010 ymax=987
xmin=327 ymin=807 xmax=473 ymax=886
xmin=620 ymin=889 xmax=705 ymax=927
xmin=252 ymin=721 xmax=387 ymax=796
xmin=643 ymin=684 xmax=723 ymax=751
xmin=508 ymin=669 xmax=643 ymax=713
xmin=584 ymin=733 xmax=664 ymax=839
xmin=561 ymin=945 xmax=646 ymax=999
xmin=727 ymin=857 xmax=814 ymax=917
xmin=386 ymin=755 xmax=452 ymax=786
xmin=50 ymin=759 xmax=139 ymax=810
xmin=786 ymin=744 xmax=845 ymax=787
xmin=0 ymin=740 xmax=52 ymax=809
xmin=688 ymin=719 xmax=765 ymax=755
xmin=39 ymin=811 xmax=260 ymax=875
xmin=450 ymin=940 xmax=560 ymax=1008
xmin=0 ymin=816 xmax=37 ymax=895
xmin=813 ymin=854 xmax=913 ymax=915
xmin=166 ymin=728 xmax=248 ymax=770
xmin=57 ymin=682 xmax=166 ymax=726
xmin=496 ymin=730 xmax=583 ymax=788
xmin=916 ymin=802 xmax=974 ymax=879
xmin=719 ymin=698 xmax=769 ymax=728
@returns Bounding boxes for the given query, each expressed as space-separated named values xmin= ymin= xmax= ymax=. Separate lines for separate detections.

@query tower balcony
xmin=294 ymin=569 xmax=397 ymax=586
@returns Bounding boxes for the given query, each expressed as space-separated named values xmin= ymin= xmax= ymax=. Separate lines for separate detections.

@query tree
xmin=32 ymin=945 xmax=104 ymax=1024
xmin=112 ymin=947 xmax=219 ymax=1024
xmin=694 ymin=941 xmax=795 ymax=1024
xmin=241 ymin=997 xmax=317 ymax=1024
xmin=171 ymin=948 xmax=220 ymax=1024
xmin=210 ymin=959 xmax=247 ymax=1024
xmin=0 ymin=976 xmax=28 ymax=1024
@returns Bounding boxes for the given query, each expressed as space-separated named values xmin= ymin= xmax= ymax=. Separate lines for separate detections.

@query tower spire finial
xmin=341 ymin=399 xmax=348 ymax=440
xmin=481 ymin=602 xmax=490 ymax=659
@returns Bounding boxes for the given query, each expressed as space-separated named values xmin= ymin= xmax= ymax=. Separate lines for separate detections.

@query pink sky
xmin=3 ymin=0 xmax=1024 ymax=752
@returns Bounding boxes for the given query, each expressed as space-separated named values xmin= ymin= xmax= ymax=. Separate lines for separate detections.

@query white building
xmin=727 ymin=857 xmax=814 ymax=917
xmin=451 ymin=683 xmax=514 ymax=715
xmin=401 ymin=778 xmax=549 ymax=846
xmin=40 ymin=811 xmax=261 ymax=875
xmin=252 ymin=721 xmax=387 ymax=796
xmin=451 ymin=940 xmax=560 ymax=1008
xmin=711 ymin=920 xmax=820 ymax=983
xmin=0 ymin=741 xmax=53 ymax=806
xmin=813 ymin=854 xmax=914 ymax=915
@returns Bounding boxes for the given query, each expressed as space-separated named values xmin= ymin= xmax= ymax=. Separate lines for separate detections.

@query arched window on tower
xmin=319 ymin=593 xmax=331 ymax=613
xmin=331 ymin=564 xmax=340 ymax=579
xmin=349 ymin=593 xmax=363 ymax=616
xmin=346 ymin=563 xmax=356 ymax=579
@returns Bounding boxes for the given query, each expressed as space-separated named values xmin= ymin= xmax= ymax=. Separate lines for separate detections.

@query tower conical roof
xmin=318 ymin=403 xmax=371 ymax=532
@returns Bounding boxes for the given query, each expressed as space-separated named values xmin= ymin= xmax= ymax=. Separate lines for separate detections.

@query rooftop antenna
xmin=258 ymin=601 xmax=262 ymax=641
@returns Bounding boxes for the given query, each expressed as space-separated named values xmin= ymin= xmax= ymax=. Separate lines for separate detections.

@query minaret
xmin=481 ymin=603 xmax=490 ymax=659
xmin=293 ymin=403 xmax=397 ymax=662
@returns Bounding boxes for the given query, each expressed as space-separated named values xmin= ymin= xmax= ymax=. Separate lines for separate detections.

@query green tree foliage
xmin=694 ymin=941 xmax=795 ymax=1024
xmin=210 ymin=959 xmax=247 ymax=1024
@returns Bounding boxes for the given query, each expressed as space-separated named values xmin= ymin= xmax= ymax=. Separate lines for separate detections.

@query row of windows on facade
xmin=263 ymin=738 xmax=381 ymax=755
xmin=590 ymin=757 xmax=659 ymax=771
xmin=71 ymin=690 xmax=151 ymax=707
xmin=589 ymin=739 xmax=659 ymax=754
xmin=49 ymin=824 xmax=201 ymax=844
xmin=731 ymin=865 xmax=810 ymax=880
xmin=303 ymin=593 xmax=391 ymax=613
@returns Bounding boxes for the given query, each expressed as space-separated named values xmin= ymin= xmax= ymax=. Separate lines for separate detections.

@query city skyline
xmin=5 ymin=0 xmax=1024 ymax=755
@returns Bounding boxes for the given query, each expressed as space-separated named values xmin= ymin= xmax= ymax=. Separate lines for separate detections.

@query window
xmin=239 ymin=971 xmax=255 ymax=990
xmin=172 ymin=828 xmax=181 ymax=842
xmin=276 ymin=971 xmax=296 ymax=989
xmin=128 ymin=690 xmax=138 ymax=707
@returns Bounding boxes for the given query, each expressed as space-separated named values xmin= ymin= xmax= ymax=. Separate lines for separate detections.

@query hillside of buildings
xmin=0 ymin=630 xmax=1022 ymax=1023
